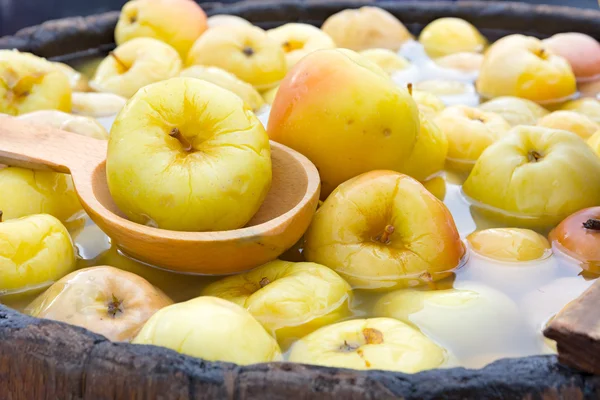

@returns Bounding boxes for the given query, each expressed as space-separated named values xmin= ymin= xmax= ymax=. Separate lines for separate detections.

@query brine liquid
xmin=3 ymin=41 xmax=597 ymax=370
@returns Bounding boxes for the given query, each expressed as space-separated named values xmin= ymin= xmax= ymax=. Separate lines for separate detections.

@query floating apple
xmin=115 ymin=0 xmax=207 ymax=58
xmin=18 ymin=110 xmax=109 ymax=140
xmin=70 ymin=92 xmax=127 ymax=118
xmin=186 ymin=25 xmax=286 ymax=90
xmin=107 ymin=77 xmax=271 ymax=232
xmin=288 ymin=318 xmax=448 ymax=372
xmin=543 ymin=33 xmax=600 ymax=82
xmin=467 ymin=228 xmax=551 ymax=262
xmin=537 ymin=110 xmax=599 ymax=140
xmin=422 ymin=175 xmax=447 ymax=201
xmin=561 ymin=98 xmax=600 ymax=125
xmin=91 ymin=38 xmax=182 ymax=98
xmin=479 ymin=96 xmax=549 ymax=127
xmin=53 ymin=62 xmax=90 ymax=92
xmin=0 ymin=50 xmax=71 ymax=115
xmin=304 ymin=171 xmax=465 ymax=290
xmin=414 ymin=79 xmax=474 ymax=97
xmin=412 ymin=89 xmax=446 ymax=118
xmin=207 ymin=14 xmax=251 ymax=29
xmin=321 ymin=6 xmax=412 ymax=51
xmin=435 ymin=52 xmax=484 ymax=72
xmin=133 ymin=296 xmax=283 ymax=364
xmin=268 ymin=49 xmax=419 ymax=198
xmin=267 ymin=23 xmax=335 ymax=69
xmin=419 ymin=18 xmax=487 ymax=58
xmin=463 ymin=126 xmax=600 ymax=229
xmin=359 ymin=49 xmax=411 ymax=74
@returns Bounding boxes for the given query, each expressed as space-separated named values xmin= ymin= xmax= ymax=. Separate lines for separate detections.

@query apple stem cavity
xmin=242 ymin=46 xmax=255 ymax=57
xmin=259 ymin=277 xmax=271 ymax=288
xmin=110 ymin=52 xmax=128 ymax=71
xmin=169 ymin=128 xmax=193 ymax=152
xmin=362 ymin=328 xmax=384 ymax=345
xmin=107 ymin=294 xmax=124 ymax=318
xmin=375 ymin=224 xmax=395 ymax=244
xmin=339 ymin=340 xmax=360 ymax=352
xmin=528 ymin=150 xmax=543 ymax=163
xmin=583 ymin=218 xmax=600 ymax=231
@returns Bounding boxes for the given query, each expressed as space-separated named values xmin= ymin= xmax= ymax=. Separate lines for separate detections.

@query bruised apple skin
xmin=115 ymin=0 xmax=208 ymax=58
xmin=133 ymin=296 xmax=283 ymax=365
xmin=90 ymin=38 xmax=182 ymax=98
xmin=268 ymin=49 xmax=419 ymax=198
xmin=26 ymin=266 xmax=172 ymax=342
xmin=186 ymin=25 xmax=286 ymax=90
xmin=202 ymin=259 xmax=352 ymax=347
xmin=321 ymin=7 xmax=412 ymax=51
xmin=267 ymin=23 xmax=336 ymax=69
xmin=549 ymin=207 xmax=600 ymax=273
xmin=359 ymin=49 xmax=411 ymax=75
xmin=0 ymin=50 xmax=71 ymax=115
xmin=17 ymin=110 xmax=109 ymax=140
xmin=479 ymin=96 xmax=549 ymax=127
xmin=543 ymin=33 xmax=600 ymax=82
xmin=419 ymin=18 xmax=487 ymax=59
xmin=467 ymin=228 xmax=551 ymax=262
xmin=0 ymin=214 xmax=75 ymax=296
xmin=463 ymin=126 xmax=600 ymax=229
xmin=107 ymin=77 xmax=271 ymax=232
xmin=537 ymin=110 xmax=600 ymax=140
xmin=304 ymin=171 xmax=465 ymax=290
xmin=476 ymin=34 xmax=577 ymax=104
xmin=561 ymin=98 xmax=600 ymax=125
xmin=288 ymin=318 xmax=448 ymax=372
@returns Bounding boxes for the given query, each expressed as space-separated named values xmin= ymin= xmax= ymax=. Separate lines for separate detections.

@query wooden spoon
xmin=0 ymin=117 xmax=320 ymax=274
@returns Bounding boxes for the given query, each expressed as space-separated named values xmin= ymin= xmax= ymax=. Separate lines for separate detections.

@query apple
xmin=17 ymin=110 xmax=109 ymax=140
xmin=359 ymin=49 xmax=411 ymax=75
xmin=179 ymin=65 xmax=264 ymax=112
xmin=207 ymin=14 xmax=251 ymax=29
xmin=463 ymin=126 xmax=600 ymax=229
xmin=476 ymin=34 xmax=576 ymax=103
xmin=479 ymin=96 xmax=549 ymax=127
xmin=412 ymin=89 xmax=446 ymax=118
xmin=107 ymin=77 xmax=271 ymax=232
xmin=261 ymin=85 xmax=279 ymax=105
xmin=71 ymin=92 xmax=127 ymax=117
xmin=414 ymin=79 xmax=474 ymax=97
xmin=202 ymin=259 xmax=352 ymax=347
xmin=561 ymin=98 xmax=600 ymax=125
xmin=321 ymin=6 xmax=412 ymax=51
xmin=543 ymin=33 xmax=600 ymax=82
xmin=53 ymin=62 xmax=90 ymax=92
xmin=467 ymin=228 xmax=551 ymax=262
xmin=537 ymin=110 xmax=600 ymax=140
xmin=0 ymin=214 xmax=75 ymax=297
xmin=435 ymin=52 xmax=484 ymax=72
xmin=186 ymin=25 xmax=286 ymax=90
xmin=588 ymin=130 xmax=600 ymax=157
xmin=422 ymin=175 xmax=447 ymax=201
xmin=434 ymin=105 xmax=511 ymax=171
xmin=25 ymin=266 xmax=172 ymax=342
xmin=304 ymin=171 xmax=465 ymax=290
xmin=0 ymin=50 xmax=71 ymax=115
xmin=288 ymin=317 xmax=448 ymax=372
xmin=268 ymin=49 xmax=419 ymax=198
xmin=133 ymin=296 xmax=283 ymax=364
xmin=267 ymin=23 xmax=336 ymax=69
xmin=115 ymin=0 xmax=207 ymax=58
xmin=419 ymin=18 xmax=487 ymax=58
xmin=90 ymin=38 xmax=182 ymax=98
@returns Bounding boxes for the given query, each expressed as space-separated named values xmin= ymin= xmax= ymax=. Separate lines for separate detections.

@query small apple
xmin=543 ymin=33 xmax=600 ymax=82
xmin=561 ymin=98 xmax=600 ymax=125
xmin=0 ymin=50 xmax=71 ymax=115
xmin=419 ymin=18 xmax=487 ymax=58
xmin=537 ymin=110 xmax=600 ymax=140
xmin=53 ymin=62 xmax=91 ymax=92
xmin=479 ymin=96 xmax=549 ymax=127
xmin=207 ymin=14 xmax=251 ymax=29
xmin=90 ymin=38 xmax=182 ymax=98
xmin=179 ymin=65 xmax=264 ymax=112
xmin=414 ymin=79 xmax=474 ymax=97
xmin=434 ymin=105 xmax=510 ymax=171
xmin=359 ymin=49 xmax=411 ymax=75
xmin=0 ymin=214 xmax=75 ymax=297
xmin=133 ymin=296 xmax=283 ymax=364
xmin=268 ymin=49 xmax=419 ymax=198
xmin=588 ymin=130 xmax=600 ymax=157
xmin=304 ymin=171 xmax=465 ymax=290
xmin=476 ymin=34 xmax=576 ymax=103
xmin=288 ymin=317 xmax=448 ymax=372
xmin=321 ymin=6 xmax=412 ymax=51
xmin=267 ymin=23 xmax=336 ymax=69
xmin=411 ymin=89 xmax=446 ymax=118
xmin=115 ymin=0 xmax=207 ymax=58
xmin=261 ymin=85 xmax=279 ymax=105
xmin=71 ymin=92 xmax=127 ymax=117
xmin=435 ymin=52 xmax=484 ymax=72
xmin=463 ymin=126 xmax=600 ymax=229
xmin=422 ymin=175 xmax=447 ymax=201
xmin=186 ymin=25 xmax=286 ymax=90
xmin=25 ymin=266 xmax=172 ymax=342
xmin=202 ymin=259 xmax=352 ymax=347
xmin=17 ymin=110 xmax=109 ymax=140
xmin=467 ymin=228 xmax=551 ymax=262
xmin=107 ymin=77 xmax=271 ymax=232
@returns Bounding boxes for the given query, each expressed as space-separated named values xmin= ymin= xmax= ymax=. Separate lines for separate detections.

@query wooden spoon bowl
xmin=0 ymin=117 xmax=320 ymax=275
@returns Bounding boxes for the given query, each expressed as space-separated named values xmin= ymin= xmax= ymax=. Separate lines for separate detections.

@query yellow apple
xmin=0 ymin=214 xmax=75 ymax=296
xmin=25 ymin=266 xmax=173 ymax=342
xmin=207 ymin=14 xmax=251 ymax=29
xmin=90 ymin=38 xmax=182 ymax=98
xmin=261 ymin=85 xmax=279 ymax=105
xmin=53 ymin=62 xmax=90 ymax=92
xmin=267 ymin=23 xmax=336 ymax=69
xmin=561 ymin=98 xmax=600 ymax=124
xmin=434 ymin=105 xmax=511 ymax=171
xmin=304 ymin=171 xmax=465 ymax=290
xmin=71 ymin=92 xmax=127 ymax=117
xmin=359 ymin=48 xmax=411 ymax=74
xmin=537 ymin=110 xmax=600 ymax=140
xmin=288 ymin=318 xmax=448 ymax=372
xmin=463 ymin=126 xmax=600 ymax=228
xmin=133 ymin=296 xmax=283 ymax=364
xmin=107 ymin=77 xmax=271 ymax=231
xmin=321 ymin=6 xmax=412 ymax=51
xmin=412 ymin=89 xmax=446 ymax=118
xmin=435 ymin=52 xmax=484 ymax=72
xmin=202 ymin=259 xmax=352 ymax=347
xmin=588 ymin=130 xmax=600 ymax=156
xmin=268 ymin=49 xmax=419 ymax=198
xmin=186 ymin=25 xmax=286 ymax=90
xmin=0 ymin=50 xmax=71 ymax=115
xmin=179 ymin=65 xmax=264 ymax=112
xmin=115 ymin=0 xmax=207 ymax=58
xmin=479 ymin=96 xmax=549 ymax=127
xmin=17 ymin=110 xmax=109 ymax=140
xmin=422 ymin=175 xmax=447 ymax=201
xmin=467 ymin=228 xmax=551 ymax=262
xmin=419 ymin=18 xmax=487 ymax=58
xmin=414 ymin=79 xmax=474 ymax=97
xmin=476 ymin=34 xmax=576 ymax=103
xmin=543 ymin=33 xmax=600 ymax=82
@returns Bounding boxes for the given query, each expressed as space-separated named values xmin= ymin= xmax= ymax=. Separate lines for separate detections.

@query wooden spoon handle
xmin=0 ymin=116 xmax=106 ymax=173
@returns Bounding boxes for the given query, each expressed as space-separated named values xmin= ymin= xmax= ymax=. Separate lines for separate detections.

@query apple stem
xmin=169 ymin=128 xmax=193 ymax=152
xmin=242 ymin=46 xmax=254 ymax=57
xmin=407 ymin=83 xmax=413 ymax=96
xmin=259 ymin=277 xmax=271 ymax=288
xmin=339 ymin=340 xmax=360 ymax=352
xmin=583 ymin=218 xmax=600 ymax=231
xmin=0 ymin=210 xmax=3 ymax=223
xmin=376 ymin=224 xmax=395 ymax=244
xmin=110 ymin=52 xmax=128 ymax=71
xmin=107 ymin=294 xmax=124 ymax=318
xmin=528 ymin=150 xmax=543 ymax=163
